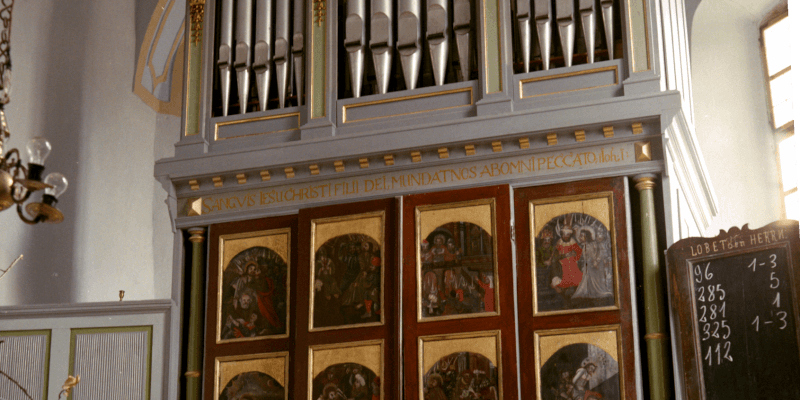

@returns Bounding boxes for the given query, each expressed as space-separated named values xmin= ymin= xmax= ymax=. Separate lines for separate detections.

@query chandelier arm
xmin=16 ymin=203 xmax=42 ymax=224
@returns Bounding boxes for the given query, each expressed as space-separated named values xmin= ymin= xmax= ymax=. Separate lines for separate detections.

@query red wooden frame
xmin=402 ymin=185 xmax=519 ymax=400
xmin=513 ymin=177 xmax=637 ymax=399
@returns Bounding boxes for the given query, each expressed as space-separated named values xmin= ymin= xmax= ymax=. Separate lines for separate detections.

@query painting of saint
xmin=418 ymin=222 xmax=497 ymax=320
xmin=220 ymin=246 xmax=288 ymax=341
xmin=540 ymin=343 xmax=620 ymax=400
xmin=422 ymin=352 xmax=499 ymax=400
xmin=312 ymin=363 xmax=379 ymax=400
xmin=535 ymin=212 xmax=615 ymax=314
xmin=313 ymin=234 xmax=382 ymax=329
xmin=219 ymin=371 xmax=285 ymax=400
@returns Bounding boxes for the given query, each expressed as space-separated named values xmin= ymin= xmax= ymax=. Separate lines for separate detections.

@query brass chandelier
xmin=0 ymin=0 xmax=67 ymax=224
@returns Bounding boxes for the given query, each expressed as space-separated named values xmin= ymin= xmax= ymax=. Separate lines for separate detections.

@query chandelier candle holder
xmin=0 ymin=0 xmax=68 ymax=224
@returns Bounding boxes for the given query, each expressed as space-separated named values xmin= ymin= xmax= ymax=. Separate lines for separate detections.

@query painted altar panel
xmin=204 ymin=214 xmax=299 ymax=398
xmin=402 ymin=185 xmax=518 ymax=400
xmin=513 ymin=177 xmax=639 ymax=399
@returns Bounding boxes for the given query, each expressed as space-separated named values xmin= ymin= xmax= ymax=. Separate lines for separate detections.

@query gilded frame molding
xmin=529 ymin=191 xmax=621 ymax=316
xmin=533 ymin=324 xmax=625 ymax=400
xmin=307 ymin=339 xmax=385 ymax=400
xmin=213 ymin=352 xmax=290 ymax=400
xmin=417 ymin=330 xmax=503 ymax=400
xmin=216 ymin=228 xmax=292 ymax=344
xmin=415 ymin=198 xmax=500 ymax=322
xmin=308 ymin=210 xmax=387 ymax=332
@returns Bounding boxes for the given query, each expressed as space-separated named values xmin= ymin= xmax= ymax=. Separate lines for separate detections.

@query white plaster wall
xmin=691 ymin=0 xmax=783 ymax=235
xmin=0 ymin=0 xmax=176 ymax=305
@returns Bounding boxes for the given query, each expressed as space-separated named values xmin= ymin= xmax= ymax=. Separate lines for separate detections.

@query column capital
xmin=187 ymin=227 xmax=206 ymax=243
xmin=633 ymin=174 xmax=658 ymax=192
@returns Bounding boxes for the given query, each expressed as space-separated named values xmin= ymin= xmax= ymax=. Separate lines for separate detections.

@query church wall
xmin=0 ymin=0 xmax=176 ymax=305
xmin=690 ymin=0 xmax=783 ymax=236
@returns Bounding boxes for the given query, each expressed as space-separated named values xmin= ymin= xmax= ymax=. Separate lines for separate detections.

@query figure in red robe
xmin=552 ymin=222 xmax=582 ymax=307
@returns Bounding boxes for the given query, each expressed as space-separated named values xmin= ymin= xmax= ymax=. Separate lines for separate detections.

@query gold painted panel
xmin=215 ymin=352 xmax=288 ymax=399
xmin=310 ymin=212 xmax=385 ymax=331
xmin=419 ymin=331 xmax=502 ymax=400
xmin=535 ymin=325 xmax=624 ymax=400
xmin=416 ymin=199 xmax=500 ymax=322
xmin=309 ymin=340 xmax=383 ymax=400
xmin=530 ymin=193 xmax=620 ymax=316
xmin=217 ymin=228 xmax=291 ymax=343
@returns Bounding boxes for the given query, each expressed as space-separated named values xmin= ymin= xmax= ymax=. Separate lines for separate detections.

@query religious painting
xmin=217 ymin=229 xmax=290 ymax=343
xmin=416 ymin=199 xmax=499 ymax=321
xmin=214 ymin=352 xmax=289 ymax=400
xmin=419 ymin=331 xmax=502 ymax=400
xmin=535 ymin=326 xmax=623 ymax=400
xmin=309 ymin=340 xmax=383 ymax=400
xmin=310 ymin=212 xmax=385 ymax=331
xmin=530 ymin=194 xmax=619 ymax=315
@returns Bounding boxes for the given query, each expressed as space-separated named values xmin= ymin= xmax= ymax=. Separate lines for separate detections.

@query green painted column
xmin=186 ymin=227 xmax=206 ymax=399
xmin=634 ymin=174 xmax=670 ymax=400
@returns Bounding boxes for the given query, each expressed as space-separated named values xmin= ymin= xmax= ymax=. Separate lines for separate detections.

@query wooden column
xmin=634 ymin=174 xmax=670 ymax=400
xmin=186 ymin=227 xmax=207 ymax=399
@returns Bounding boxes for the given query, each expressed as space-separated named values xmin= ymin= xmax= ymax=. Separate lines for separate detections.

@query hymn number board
xmin=667 ymin=221 xmax=800 ymax=400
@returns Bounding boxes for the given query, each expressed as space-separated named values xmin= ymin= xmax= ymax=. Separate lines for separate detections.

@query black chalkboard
xmin=667 ymin=221 xmax=800 ymax=400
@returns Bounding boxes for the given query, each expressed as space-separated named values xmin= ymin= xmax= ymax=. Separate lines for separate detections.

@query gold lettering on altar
xmin=184 ymin=145 xmax=634 ymax=217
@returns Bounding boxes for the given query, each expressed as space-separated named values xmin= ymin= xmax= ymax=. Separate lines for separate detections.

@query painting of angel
xmin=422 ymin=352 xmax=499 ymax=400
xmin=220 ymin=246 xmax=288 ymax=341
xmin=313 ymin=234 xmax=382 ymax=329
xmin=312 ymin=363 xmax=379 ymax=400
xmin=540 ymin=343 xmax=620 ymax=400
xmin=419 ymin=221 xmax=496 ymax=319
xmin=535 ymin=211 xmax=615 ymax=314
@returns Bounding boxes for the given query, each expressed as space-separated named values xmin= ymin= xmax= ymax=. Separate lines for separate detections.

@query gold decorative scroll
xmin=313 ymin=213 xmax=384 ymax=253
xmin=419 ymin=202 xmax=493 ymax=240
xmin=221 ymin=229 xmax=290 ymax=270
xmin=533 ymin=196 xmax=611 ymax=235
xmin=421 ymin=332 xmax=499 ymax=374
xmin=310 ymin=340 xmax=382 ymax=379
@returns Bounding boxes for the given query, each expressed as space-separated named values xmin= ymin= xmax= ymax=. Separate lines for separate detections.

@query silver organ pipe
xmin=533 ymin=0 xmax=551 ymax=70
xmin=344 ymin=0 xmax=367 ymax=97
xmin=579 ymin=0 xmax=595 ymax=63
xmin=426 ymin=0 xmax=450 ymax=86
xmin=370 ymin=0 xmax=394 ymax=94
xmin=235 ymin=0 xmax=254 ymax=114
xmin=397 ymin=0 xmax=422 ymax=90
xmin=218 ymin=0 xmax=234 ymax=116
xmin=555 ymin=0 xmax=575 ymax=68
xmin=600 ymin=0 xmax=614 ymax=60
xmin=516 ymin=0 xmax=531 ymax=73
xmin=453 ymin=0 xmax=471 ymax=81
xmin=292 ymin=0 xmax=304 ymax=105
xmin=275 ymin=0 xmax=291 ymax=108
xmin=254 ymin=0 xmax=273 ymax=112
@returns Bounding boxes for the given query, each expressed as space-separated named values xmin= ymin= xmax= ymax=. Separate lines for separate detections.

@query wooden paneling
xmin=513 ymin=177 xmax=637 ymax=399
xmin=402 ymin=185 xmax=518 ymax=400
